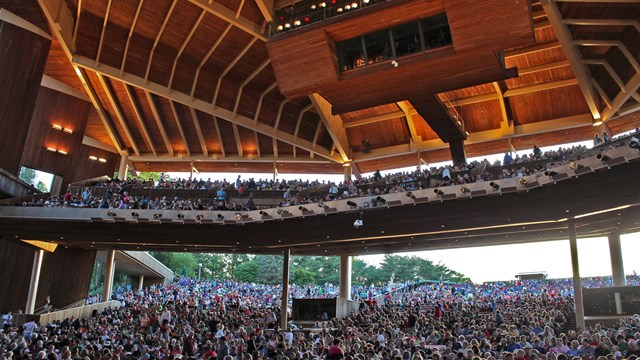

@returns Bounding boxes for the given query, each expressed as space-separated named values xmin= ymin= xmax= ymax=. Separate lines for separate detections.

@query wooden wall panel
xmin=71 ymin=145 xmax=118 ymax=184
xmin=0 ymin=239 xmax=35 ymax=313
xmin=0 ymin=20 xmax=51 ymax=174
xmin=36 ymin=248 xmax=97 ymax=310
xmin=510 ymin=85 xmax=589 ymax=125
xmin=21 ymin=86 xmax=92 ymax=187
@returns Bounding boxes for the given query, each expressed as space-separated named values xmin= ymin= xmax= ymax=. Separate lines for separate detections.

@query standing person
xmin=23 ymin=319 xmax=38 ymax=341
xmin=235 ymin=175 xmax=242 ymax=189
xmin=1 ymin=311 xmax=12 ymax=330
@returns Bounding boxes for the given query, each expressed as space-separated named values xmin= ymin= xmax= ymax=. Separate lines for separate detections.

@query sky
xmin=357 ymin=234 xmax=640 ymax=283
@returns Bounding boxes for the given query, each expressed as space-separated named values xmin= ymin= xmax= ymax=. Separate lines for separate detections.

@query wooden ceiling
xmin=10 ymin=0 xmax=640 ymax=174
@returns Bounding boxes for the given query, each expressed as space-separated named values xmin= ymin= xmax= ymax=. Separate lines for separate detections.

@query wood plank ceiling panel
xmin=458 ymin=101 xmax=503 ymax=133
xmin=346 ymin=118 xmax=410 ymax=153
xmin=154 ymin=96 xmax=188 ymax=155
xmin=44 ymin=39 xmax=85 ymax=94
xmin=109 ymin=79 xmax=150 ymax=154
xmin=74 ymin=0 xmax=108 ymax=60
xmin=510 ymin=85 xmax=590 ymax=125
xmin=171 ymin=102 xmax=201 ymax=155
xmin=98 ymin=0 xmax=138 ymax=69
xmin=131 ymin=87 xmax=167 ymax=154
xmin=215 ymin=119 xmax=239 ymax=156
xmin=192 ymin=111 xmax=224 ymax=156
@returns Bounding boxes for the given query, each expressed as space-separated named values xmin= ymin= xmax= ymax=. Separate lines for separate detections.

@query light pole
xmin=198 ymin=263 xmax=203 ymax=281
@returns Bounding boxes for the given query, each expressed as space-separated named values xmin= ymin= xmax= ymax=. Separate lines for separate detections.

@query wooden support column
xmin=25 ymin=249 xmax=44 ymax=314
xmin=568 ymin=221 xmax=585 ymax=329
xmin=280 ymin=249 xmax=290 ymax=329
xmin=339 ymin=255 xmax=352 ymax=301
xmin=103 ymin=250 xmax=115 ymax=301
xmin=449 ymin=140 xmax=467 ymax=167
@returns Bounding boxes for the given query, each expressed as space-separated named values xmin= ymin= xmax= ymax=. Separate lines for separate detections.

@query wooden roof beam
xmin=232 ymin=123 xmax=243 ymax=157
xmin=293 ymin=103 xmax=313 ymax=139
xmin=254 ymin=132 xmax=261 ymax=158
xmin=503 ymin=78 xmax=579 ymax=97
xmin=574 ymin=40 xmax=640 ymax=74
xmin=168 ymin=9 xmax=206 ymax=90
xmin=255 ymin=0 xmax=274 ymax=23
xmin=96 ymin=74 xmax=140 ymax=156
xmin=120 ymin=0 xmax=144 ymax=75
xmin=311 ymin=120 xmax=323 ymax=159
xmin=129 ymin=154 xmax=331 ymax=163
xmin=446 ymin=93 xmax=500 ymax=107
xmin=309 ymin=93 xmax=351 ymax=163
xmin=189 ymin=107 xmax=208 ymax=156
xmin=234 ymin=60 xmax=272 ymax=116
xmin=591 ymin=79 xmax=612 ymax=109
xmin=212 ymin=37 xmax=258 ymax=107
xmin=71 ymin=0 xmax=82 ymax=52
xmin=342 ymin=110 xmax=408 ymax=128
xmin=212 ymin=116 xmax=226 ymax=157
xmin=492 ymin=82 xmax=514 ymax=136
xmin=124 ymin=84 xmax=157 ymax=156
xmin=518 ymin=59 xmax=570 ymax=75
xmin=71 ymin=55 xmax=342 ymax=162
xmin=273 ymin=99 xmax=289 ymax=131
xmin=541 ymin=0 xmax=601 ymax=120
xmin=169 ymin=101 xmax=192 ymax=157
xmin=144 ymin=0 xmax=178 ymax=82
xmin=397 ymin=101 xmax=422 ymax=144
xmin=563 ymin=19 xmax=640 ymax=33
xmin=190 ymin=24 xmax=232 ymax=98
xmin=185 ymin=0 xmax=267 ymax=41
xmin=145 ymin=91 xmax=174 ymax=156
xmin=583 ymin=59 xmax=626 ymax=92
xmin=95 ymin=0 xmax=112 ymax=65
xmin=504 ymin=41 xmax=560 ymax=58
xmin=251 ymin=81 xmax=278 ymax=124
xmin=272 ymin=138 xmax=278 ymax=159
xmin=601 ymin=74 xmax=640 ymax=122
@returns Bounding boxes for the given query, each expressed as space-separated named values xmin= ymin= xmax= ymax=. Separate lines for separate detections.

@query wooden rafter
xmin=342 ymin=110 xmax=407 ymax=128
xmin=120 ymin=0 xmax=144 ymax=75
xmin=574 ymin=40 xmax=640 ymax=74
xmin=255 ymin=0 xmax=274 ymax=23
xmin=273 ymin=99 xmax=289 ymax=131
xmin=185 ymin=0 xmax=267 ymax=41
xmin=293 ymin=103 xmax=313 ymax=139
xmin=129 ymin=154 xmax=331 ymax=163
xmin=145 ymin=91 xmax=174 ymax=156
xmin=95 ymin=0 xmax=112 ymax=65
xmin=504 ymin=41 xmax=560 ymax=58
xmin=541 ymin=0 xmax=601 ymax=120
xmin=189 ymin=107 xmax=208 ymax=156
xmin=71 ymin=0 xmax=82 ymax=52
xmin=124 ymin=84 xmax=157 ymax=156
xmin=234 ymin=60 xmax=272 ymax=115
xmin=212 ymin=116 xmax=226 ymax=157
xmin=168 ymin=9 xmax=206 ymax=90
xmin=601 ymin=74 xmax=640 ymax=122
xmin=518 ymin=60 xmax=570 ymax=75
xmin=72 ymin=55 xmax=342 ymax=162
xmin=396 ymin=101 xmax=421 ymax=144
xmin=77 ymin=68 xmax=125 ymax=153
xmin=144 ymin=0 xmax=178 ymax=81
xmin=312 ymin=120 xmax=323 ymax=148
xmin=251 ymin=81 xmax=278 ymax=123
xmin=169 ymin=101 xmax=191 ymax=157
xmin=232 ymin=124 xmax=243 ymax=157
xmin=503 ymin=78 xmax=578 ymax=97
xmin=562 ymin=19 xmax=640 ymax=33
xmin=212 ymin=37 xmax=258 ymax=107
xmin=309 ymin=93 xmax=351 ymax=162
xmin=583 ymin=59 xmax=626 ymax=91
xmin=272 ymin=138 xmax=278 ymax=159
xmin=492 ymin=82 xmax=514 ymax=135
xmin=236 ymin=0 xmax=246 ymax=17
xmin=97 ymin=74 xmax=140 ymax=156
xmin=254 ymin=132 xmax=261 ymax=158
xmin=448 ymin=93 xmax=500 ymax=107
xmin=191 ymin=24 xmax=232 ymax=98
xmin=591 ymin=79 xmax=613 ymax=109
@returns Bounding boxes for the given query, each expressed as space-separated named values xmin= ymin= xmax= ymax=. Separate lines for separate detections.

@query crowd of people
xmin=8 ymin=132 xmax=638 ymax=212
xmin=2 ymin=274 xmax=640 ymax=360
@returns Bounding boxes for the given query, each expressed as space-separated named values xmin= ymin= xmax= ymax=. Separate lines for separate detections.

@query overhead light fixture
xmin=489 ymin=182 xmax=500 ymax=191
xmin=57 ymin=150 xmax=68 ymax=155
xmin=351 ymin=2 xmax=358 ymax=8
xmin=46 ymin=147 xmax=57 ymax=153
xmin=294 ymin=20 xmax=301 ymax=26
xmin=346 ymin=200 xmax=358 ymax=208
xmin=311 ymin=4 xmax=317 ymax=9
xmin=98 ymin=158 xmax=107 ymax=163
xmin=460 ymin=186 xmax=470 ymax=194
xmin=320 ymin=2 xmax=326 ymax=7
xmin=63 ymin=128 xmax=73 ymax=134
xmin=337 ymin=7 xmax=343 ymax=12
xmin=284 ymin=23 xmax=291 ymax=28
xmin=89 ymin=156 xmax=98 ymax=161
xmin=434 ymin=189 xmax=444 ymax=196
xmin=592 ymin=120 xmax=603 ymax=127
xmin=405 ymin=191 xmax=416 ymax=200
xmin=345 ymin=5 xmax=350 ymax=10
xmin=277 ymin=25 xmax=283 ymax=31
xmin=343 ymin=162 xmax=351 ymax=167
xmin=217 ymin=214 xmax=224 ymax=220
xmin=52 ymin=124 xmax=63 ymax=131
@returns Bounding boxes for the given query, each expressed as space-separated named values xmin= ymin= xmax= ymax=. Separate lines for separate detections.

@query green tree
xmin=19 ymin=167 xmax=37 ymax=186
xmin=150 ymin=252 xmax=198 ymax=277
xmin=255 ymin=255 xmax=284 ymax=284
xmin=224 ymin=254 xmax=251 ymax=277
xmin=291 ymin=267 xmax=315 ymax=285
xmin=234 ymin=260 xmax=258 ymax=283
xmin=36 ymin=181 xmax=49 ymax=192
xmin=137 ymin=172 xmax=162 ymax=182
xmin=193 ymin=253 xmax=226 ymax=279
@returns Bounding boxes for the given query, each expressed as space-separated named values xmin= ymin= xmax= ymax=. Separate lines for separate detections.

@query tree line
xmin=150 ymin=252 xmax=469 ymax=285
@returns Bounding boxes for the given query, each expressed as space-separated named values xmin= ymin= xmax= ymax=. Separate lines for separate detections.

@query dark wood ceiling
xmin=9 ymin=0 xmax=640 ymax=174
